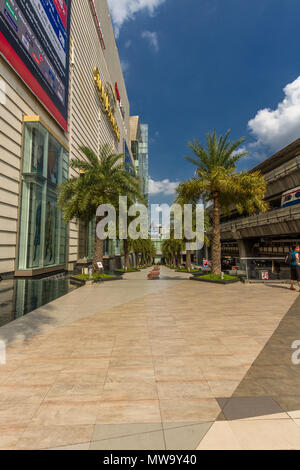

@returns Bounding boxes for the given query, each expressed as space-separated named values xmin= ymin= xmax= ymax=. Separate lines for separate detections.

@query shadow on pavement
xmin=216 ymin=295 xmax=300 ymax=420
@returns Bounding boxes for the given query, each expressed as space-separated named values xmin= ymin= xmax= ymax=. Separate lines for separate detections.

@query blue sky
xmin=108 ymin=0 xmax=300 ymax=205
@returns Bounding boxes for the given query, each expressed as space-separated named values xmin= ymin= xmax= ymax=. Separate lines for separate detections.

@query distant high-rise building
xmin=130 ymin=117 xmax=149 ymax=203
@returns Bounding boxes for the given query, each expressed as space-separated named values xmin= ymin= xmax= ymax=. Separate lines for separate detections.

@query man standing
xmin=290 ymin=245 xmax=300 ymax=291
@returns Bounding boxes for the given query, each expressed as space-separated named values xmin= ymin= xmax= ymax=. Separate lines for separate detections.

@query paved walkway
xmin=0 ymin=267 xmax=300 ymax=450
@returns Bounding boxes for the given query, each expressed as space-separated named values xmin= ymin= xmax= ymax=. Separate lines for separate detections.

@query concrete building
xmin=0 ymin=0 xmax=134 ymax=277
xmin=220 ymin=138 xmax=300 ymax=278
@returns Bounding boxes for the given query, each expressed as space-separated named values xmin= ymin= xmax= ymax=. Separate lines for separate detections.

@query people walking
xmin=290 ymin=245 xmax=300 ymax=291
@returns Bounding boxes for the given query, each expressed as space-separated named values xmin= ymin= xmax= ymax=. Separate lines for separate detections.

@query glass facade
xmin=17 ymin=120 xmax=69 ymax=272
xmin=78 ymin=219 xmax=96 ymax=260
xmin=124 ymin=140 xmax=135 ymax=176
xmin=134 ymin=124 xmax=149 ymax=204
xmin=104 ymin=240 xmax=122 ymax=258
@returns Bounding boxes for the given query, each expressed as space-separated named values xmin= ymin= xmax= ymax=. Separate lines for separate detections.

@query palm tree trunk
xmin=186 ymin=250 xmax=192 ymax=270
xmin=124 ymin=239 xmax=130 ymax=270
xmin=93 ymin=235 xmax=104 ymax=273
xmin=212 ymin=192 xmax=221 ymax=275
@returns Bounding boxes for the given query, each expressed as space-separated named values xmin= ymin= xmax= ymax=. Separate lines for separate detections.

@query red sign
xmin=53 ymin=0 xmax=68 ymax=29
xmin=115 ymin=82 xmax=121 ymax=102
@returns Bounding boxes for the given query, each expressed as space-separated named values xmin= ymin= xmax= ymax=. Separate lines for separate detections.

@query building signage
xmin=115 ymin=82 xmax=120 ymax=102
xmin=0 ymin=0 xmax=71 ymax=131
xmin=93 ymin=66 xmax=120 ymax=141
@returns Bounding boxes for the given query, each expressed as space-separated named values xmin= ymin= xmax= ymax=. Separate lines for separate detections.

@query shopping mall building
xmin=0 ymin=0 xmax=141 ymax=278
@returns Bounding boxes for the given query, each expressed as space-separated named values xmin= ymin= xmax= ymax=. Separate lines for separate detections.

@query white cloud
xmin=232 ymin=146 xmax=248 ymax=157
xmin=107 ymin=0 xmax=165 ymax=36
xmin=120 ymin=59 xmax=130 ymax=76
xmin=141 ymin=30 xmax=159 ymax=51
xmin=149 ymin=178 xmax=179 ymax=196
xmin=248 ymin=76 xmax=300 ymax=156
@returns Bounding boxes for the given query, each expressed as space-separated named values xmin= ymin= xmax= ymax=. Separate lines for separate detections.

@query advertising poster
xmin=0 ymin=0 xmax=71 ymax=131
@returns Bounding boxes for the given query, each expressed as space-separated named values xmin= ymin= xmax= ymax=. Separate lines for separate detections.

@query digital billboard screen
xmin=0 ymin=0 xmax=71 ymax=131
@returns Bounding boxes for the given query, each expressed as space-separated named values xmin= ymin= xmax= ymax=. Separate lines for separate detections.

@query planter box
xmin=71 ymin=276 xmax=122 ymax=285
xmin=114 ymin=270 xmax=141 ymax=275
xmin=70 ymin=276 xmax=86 ymax=285
xmin=175 ymin=270 xmax=202 ymax=275
xmin=94 ymin=277 xmax=123 ymax=283
xmin=191 ymin=277 xmax=240 ymax=285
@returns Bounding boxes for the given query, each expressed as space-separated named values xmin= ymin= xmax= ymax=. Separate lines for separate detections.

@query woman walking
xmin=290 ymin=245 xmax=300 ymax=291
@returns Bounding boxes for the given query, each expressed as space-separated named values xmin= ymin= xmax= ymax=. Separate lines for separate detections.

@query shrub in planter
xmin=192 ymin=274 xmax=240 ymax=285
xmin=73 ymin=274 xmax=121 ymax=282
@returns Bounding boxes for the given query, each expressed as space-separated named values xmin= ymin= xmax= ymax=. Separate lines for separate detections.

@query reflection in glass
xmin=17 ymin=121 xmax=69 ymax=272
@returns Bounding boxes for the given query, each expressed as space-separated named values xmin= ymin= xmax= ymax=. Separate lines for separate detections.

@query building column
xmin=237 ymin=239 xmax=256 ymax=258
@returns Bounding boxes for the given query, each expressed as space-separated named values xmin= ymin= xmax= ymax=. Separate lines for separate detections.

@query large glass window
xmin=17 ymin=120 xmax=69 ymax=272
xmin=78 ymin=219 xmax=95 ymax=260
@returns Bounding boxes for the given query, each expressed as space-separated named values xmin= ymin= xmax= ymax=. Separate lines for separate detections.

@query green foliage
xmin=115 ymin=268 xmax=140 ymax=273
xmin=177 ymin=268 xmax=200 ymax=273
xmin=129 ymin=238 xmax=157 ymax=264
xmin=57 ymin=144 xmax=143 ymax=224
xmin=197 ymin=274 xmax=238 ymax=281
xmin=182 ymin=130 xmax=268 ymax=214
xmin=179 ymin=130 xmax=268 ymax=275
xmin=162 ymin=239 xmax=184 ymax=265
xmin=75 ymin=274 xmax=117 ymax=280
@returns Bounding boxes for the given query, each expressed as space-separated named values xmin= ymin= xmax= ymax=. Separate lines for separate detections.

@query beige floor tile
xmin=50 ymin=443 xmax=90 ymax=450
xmin=206 ymin=379 xmax=240 ymax=397
xmin=0 ymin=425 xmax=27 ymax=450
xmin=0 ymin=403 xmax=38 ymax=425
xmin=229 ymin=419 xmax=300 ymax=450
xmin=17 ymin=425 xmax=94 ymax=450
xmin=96 ymin=400 xmax=161 ymax=424
xmin=109 ymin=356 xmax=153 ymax=368
xmin=287 ymin=409 xmax=300 ymax=419
xmin=160 ymin=398 xmax=221 ymax=423
xmin=197 ymin=422 xmax=243 ymax=450
xmin=102 ymin=382 xmax=158 ymax=401
xmin=62 ymin=357 xmax=111 ymax=371
xmin=106 ymin=367 xmax=155 ymax=383
xmin=56 ymin=369 xmax=107 ymax=383
xmin=164 ymin=422 xmax=213 ymax=450
xmin=45 ymin=381 xmax=104 ymax=399
xmin=0 ymin=372 xmax=12 ymax=384
xmin=90 ymin=430 xmax=165 ymax=450
xmin=31 ymin=398 xmax=100 ymax=426
xmin=93 ymin=423 xmax=162 ymax=441
xmin=0 ymin=384 xmax=50 ymax=404
xmin=7 ymin=371 xmax=60 ymax=386
xmin=157 ymin=381 xmax=213 ymax=399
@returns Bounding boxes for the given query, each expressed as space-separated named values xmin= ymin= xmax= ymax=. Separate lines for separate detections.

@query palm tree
xmin=58 ymin=145 xmax=143 ymax=273
xmin=175 ymin=186 xmax=211 ymax=270
xmin=162 ymin=238 xmax=184 ymax=267
xmin=130 ymin=238 xmax=156 ymax=266
xmin=182 ymin=130 xmax=268 ymax=275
